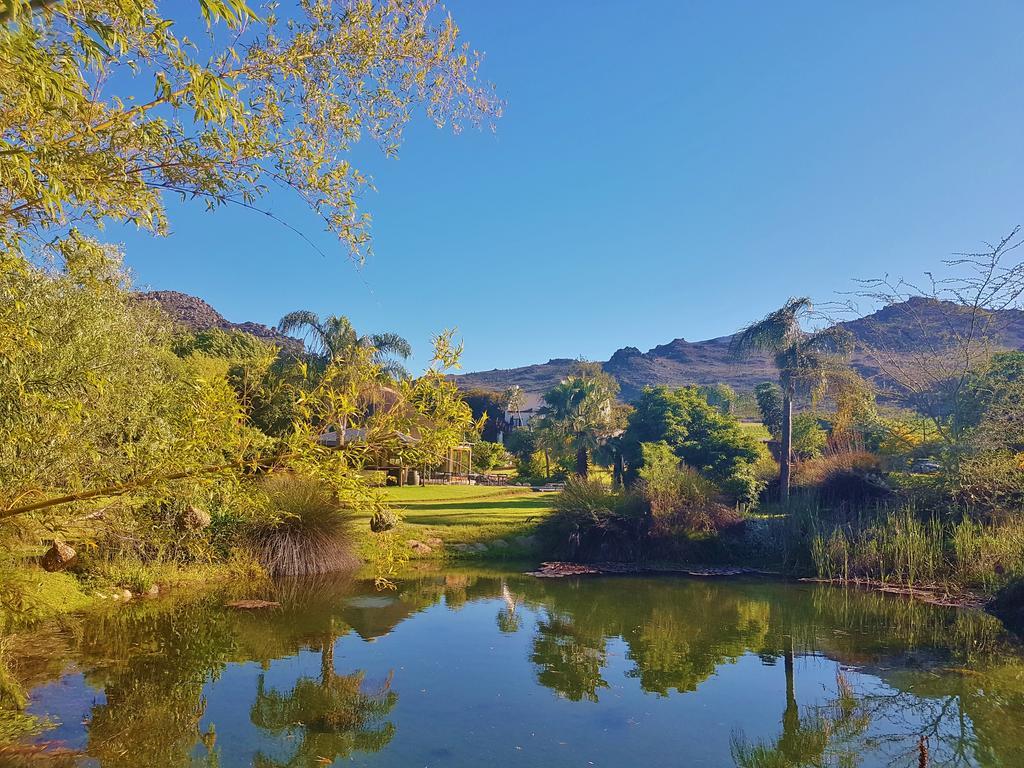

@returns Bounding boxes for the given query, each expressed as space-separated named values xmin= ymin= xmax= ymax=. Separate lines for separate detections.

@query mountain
xmin=137 ymin=290 xmax=302 ymax=353
xmin=454 ymin=298 xmax=1024 ymax=402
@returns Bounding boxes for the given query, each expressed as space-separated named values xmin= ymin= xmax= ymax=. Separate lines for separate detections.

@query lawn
xmin=738 ymin=421 xmax=771 ymax=441
xmin=366 ymin=485 xmax=556 ymax=559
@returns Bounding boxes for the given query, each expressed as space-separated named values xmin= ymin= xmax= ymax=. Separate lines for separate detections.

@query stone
xmin=407 ymin=539 xmax=433 ymax=555
xmin=425 ymin=537 xmax=443 ymax=548
xmin=490 ymin=539 xmax=509 ymax=549
xmin=40 ymin=541 xmax=77 ymax=572
xmin=183 ymin=504 xmax=211 ymax=530
xmin=452 ymin=543 xmax=472 ymax=553
xmin=147 ymin=584 xmax=160 ymax=596
xmin=513 ymin=535 xmax=539 ymax=550
xmin=471 ymin=542 xmax=488 ymax=553
xmin=121 ymin=589 xmax=133 ymax=600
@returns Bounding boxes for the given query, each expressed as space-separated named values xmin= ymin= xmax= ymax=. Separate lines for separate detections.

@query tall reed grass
xmin=807 ymin=502 xmax=1024 ymax=590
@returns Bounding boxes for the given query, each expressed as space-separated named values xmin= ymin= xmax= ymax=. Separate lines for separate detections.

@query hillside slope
xmin=455 ymin=299 xmax=1024 ymax=401
xmin=137 ymin=290 xmax=302 ymax=353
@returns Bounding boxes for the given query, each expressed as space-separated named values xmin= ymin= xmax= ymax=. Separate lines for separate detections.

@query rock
xmin=452 ymin=543 xmax=473 ymax=553
xmin=147 ymin=584 xmax=160 ymax=596
xmin=425 ymin=537 xmax=443 ymax=548
xmin=471 ymin=542 xmax=488 ymax=553
xmin=40 ymin=541 xmax=77 ymax=572
xmin=514 ymin=535 xmax=539 ymax=550
xmin=121 ymin=589 xmax=133 ymax=600
xmin=407 ymin=539 xmax=433 ymax=555
xmin=183 ymin=504 xmax=211 ymax=530
xmin=490 ymin=539 xmax=509 ymax=549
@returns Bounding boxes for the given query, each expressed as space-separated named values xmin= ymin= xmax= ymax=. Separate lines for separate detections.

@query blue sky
xmin=118 ymin=1 xmax=1024 ymax=374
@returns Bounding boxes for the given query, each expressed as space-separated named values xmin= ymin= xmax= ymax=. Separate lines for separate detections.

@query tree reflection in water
xmin=731 ymin=672 xmax=870 ymax=768
xmin=10 ymin=569 xmax=1024 ymax=767
xmin=516 ymin=576 xmax=1024 ymax=766
xmin=249 ymin=635 xmax=396 ymax=768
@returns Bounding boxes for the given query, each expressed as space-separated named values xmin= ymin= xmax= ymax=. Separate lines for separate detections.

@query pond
xmin=7 ymin=568 xmax=1024 ymax=767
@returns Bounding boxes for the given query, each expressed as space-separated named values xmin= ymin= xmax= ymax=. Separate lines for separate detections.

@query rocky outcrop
xmin=454 ymin=299 xmax=1024 ymax=402
xmin=137 ymin=290 xmax=302 ymax=353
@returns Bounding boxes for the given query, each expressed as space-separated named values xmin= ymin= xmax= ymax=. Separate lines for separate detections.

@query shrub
xmin=636 ymin=442 xmax=741 ymax=535
xmin=252 ymin=474 xmax=359 ymax=577
xmin=540 ymin=477 xmax=646 ymax=562
xmin=791 ymin=413 xmax=828 ymax=458
xmin=794 ymin=451 xmax=889 ymax=507
xmin=472 ymin=440 xmax=512 ymax=472
xmin=620 ymin=386 xmax=760 ymax=495
xmin=955 ymin=451 xmax=1024 ymax=514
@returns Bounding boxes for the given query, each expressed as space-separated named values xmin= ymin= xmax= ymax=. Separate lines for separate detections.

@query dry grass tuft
xmin=253 ymin=474 xmax=359 ymax=577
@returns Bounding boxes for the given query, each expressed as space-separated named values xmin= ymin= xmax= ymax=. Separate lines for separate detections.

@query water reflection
xmin=6 ymin=568 xmax=1024 ymax=767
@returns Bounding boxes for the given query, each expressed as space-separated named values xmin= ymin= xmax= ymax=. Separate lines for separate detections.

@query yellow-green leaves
xmin=0 ymin=0 xmax=499 ymax=261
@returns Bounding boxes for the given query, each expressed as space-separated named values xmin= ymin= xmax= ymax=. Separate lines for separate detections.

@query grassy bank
xmin=364 ymin=485 xmax=557 ymax=560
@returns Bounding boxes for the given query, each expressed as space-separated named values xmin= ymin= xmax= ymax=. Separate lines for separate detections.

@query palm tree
xmin=277 ymin=311 xmax=412 ymax=379
xmin=249 ymin=630 xmax=397 ymax=767
xmin=731 ymin=298 xmax=851 ymax=501
xmin=539 ymin=370 xmax=618 ymax=477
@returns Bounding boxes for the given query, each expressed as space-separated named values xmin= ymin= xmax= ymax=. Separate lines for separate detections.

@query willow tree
xmin=731 ymin=298 xmax=851 ymax=501
xmin=0 ymin=0 xmax=499 ymax=261
xmin=0 ymin=0 xmax=492 ymax=525
xmin=278 ymin=311 xmax=412 ymax=379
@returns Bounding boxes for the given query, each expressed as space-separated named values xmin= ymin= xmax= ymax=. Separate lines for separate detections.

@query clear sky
xmin=118 ymin=1 xmax=1024 ymax=375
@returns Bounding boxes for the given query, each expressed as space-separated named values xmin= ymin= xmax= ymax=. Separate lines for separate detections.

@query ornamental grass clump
xmin=253 ymin=474 xmax=358 ymax=577
xmin=541 ymin=477 xmax=646 ymax=562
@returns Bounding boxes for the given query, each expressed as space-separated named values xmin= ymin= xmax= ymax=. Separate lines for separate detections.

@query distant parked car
xmin=910 ymin=458 xmax=942 ymax=474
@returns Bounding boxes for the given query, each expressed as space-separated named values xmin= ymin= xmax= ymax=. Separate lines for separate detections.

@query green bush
xmin=621 ymin=386 xmax=760 ymax=502
xmin=472 ymin=440 xmax=512 ymax=472
xmin=635 ymin=442 xmax=744 ymax=536
xmin=791 ymin=413 xmax=828 ymax=459
xmin=637 ymin=442 xmax=717 ymax=517
xmin=540 ymin=477 xmax=646 ymax=562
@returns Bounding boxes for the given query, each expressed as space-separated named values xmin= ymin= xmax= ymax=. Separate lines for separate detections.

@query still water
xmin=9 ymin=568 xmax=1024 ymax=767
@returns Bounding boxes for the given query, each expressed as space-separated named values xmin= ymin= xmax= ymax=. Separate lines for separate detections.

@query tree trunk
xmin=544 ymin=449 xmax=550 ymax=480
xmin=612 ymin=451 xmax=624 ymax=488
xmin=575 ymin=443 xmax=588 ymax=478
xmin=321 ymin=632 xmax=336 ymax=685
xmin=780 ymin=639 xmax=799 ymax=757
xmin=780 ymin=389 xmax=793 ymax=502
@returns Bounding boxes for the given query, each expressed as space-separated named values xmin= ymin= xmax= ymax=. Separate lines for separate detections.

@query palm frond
xmin=378 ymin=359 xmax=411 ymax=380
xmin=367 ymin=332 xmax=412 ymax=359
xmin=804 ymin=325 xmax=853 ymax=356
xmin=277 ymin=310 xmax=322 ymax=336
xmin=730 ymin=297 xmax=813 ymax=357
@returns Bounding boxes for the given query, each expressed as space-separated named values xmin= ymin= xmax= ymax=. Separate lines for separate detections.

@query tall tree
xmin=538 ymin=363 xmax=620 ymax=477
xmin=278 ymin=311 xmax=412 ymax=379
xmin=731 ymin=299 xmax=851 ymax=501
xmin=754 ymin=382 xmax=784 ymax=438
xmin=857 ymin=228 xmax=1024 ymax=469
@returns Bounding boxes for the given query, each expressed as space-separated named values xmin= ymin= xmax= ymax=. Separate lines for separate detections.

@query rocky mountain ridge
xmin=137 ymin=290 xmax=302 ymax=352
xmin=454 ymin=298 xmax=1024 ymax=401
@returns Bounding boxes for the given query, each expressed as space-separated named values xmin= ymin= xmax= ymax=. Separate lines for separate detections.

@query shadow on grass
xmin=399 ymin=499 xmax=554 ymax=513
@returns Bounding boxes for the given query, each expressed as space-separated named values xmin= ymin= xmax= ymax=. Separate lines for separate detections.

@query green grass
xmin=738 ymin=421 xmax=771 ymax=440
xmin=361 ymin=485 xmax=557 ymax=559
